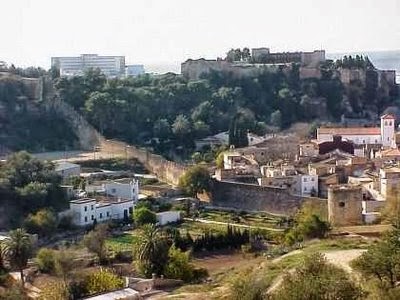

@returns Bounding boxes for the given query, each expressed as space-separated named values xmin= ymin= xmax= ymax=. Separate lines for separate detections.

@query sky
xmin=1 ymin=0 xmax=399 ymax=72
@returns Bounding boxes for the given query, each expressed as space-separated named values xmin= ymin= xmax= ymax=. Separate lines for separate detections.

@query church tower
xmin=380 ymin=114 xmax=396 ymax=148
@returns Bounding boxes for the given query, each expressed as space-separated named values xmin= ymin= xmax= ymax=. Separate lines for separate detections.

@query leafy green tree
xmin=133 ymin=207 xmax=157 ymax=226
xmin=24 ymin=208 xmax=58 ymax=237
xmin=352 ymin=229 xmax=400 ymax=289
xmin=2 ymin=228 xmax=33 ymax=285
xmin=153 ymin=118 xmax=171 ymax=141
xmin=241 ymin=48 xmax=251 ymax=61
xmin=272 ymin=253 xmax=363 ymax=300
xmin=285 ymin=205 xmax=330 ymax=245
xmin=54 ymin=249 xmax=78 ymax=283
xmin=172 ymin=114 xmax=192 ymax=143
xmin=164 ymin=245 xmax=194 ymax=282
xmin=270 ymin=110 xmax=282 ymax=128
xmin=85 ymin=91 xmax=115 ymax=134
xmin=133 ymin=224 xmax=169 ymax=277
xmin=84 ymin=268 xmax=124 ymax=295
xmin=216 ymin=152 xmax=225 ymax=169
xmin=83 ymin=223 xmax=109 ymax=264
xmin=179 ymin=165 xmax=211 ymax=197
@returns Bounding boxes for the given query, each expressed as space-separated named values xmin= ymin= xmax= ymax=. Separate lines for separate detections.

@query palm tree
xmin=2 ymin=228 xmax=33 ymax=285
xmin=133 ymin=224 xmax=168 ymax=277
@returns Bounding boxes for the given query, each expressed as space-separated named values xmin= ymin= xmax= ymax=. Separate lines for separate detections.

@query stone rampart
xmin=99 ymin=139 xmax=187 ymax=186
xmin=210 ymin=180 xmax=327 ymax=216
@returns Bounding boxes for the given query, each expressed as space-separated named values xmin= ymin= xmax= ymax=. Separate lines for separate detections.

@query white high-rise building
xmin=51 ymin=54 xmax=125 ymax=77
xmin=125 ymin=64 xmax=145 ymax=77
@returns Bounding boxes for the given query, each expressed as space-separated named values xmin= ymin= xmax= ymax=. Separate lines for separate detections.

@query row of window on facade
xmin=84 ymin=211 xmax=110 ymax=222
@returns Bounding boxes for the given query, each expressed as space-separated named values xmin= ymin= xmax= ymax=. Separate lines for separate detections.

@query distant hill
xmin=327 ymin=50 xmax=400 ymax=83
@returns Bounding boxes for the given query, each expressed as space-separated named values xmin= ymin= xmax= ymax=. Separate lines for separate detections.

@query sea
xmin=144 ymin=51 xmax=400 ymax=83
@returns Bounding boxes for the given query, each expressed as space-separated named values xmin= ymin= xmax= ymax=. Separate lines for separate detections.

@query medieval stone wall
xmin=99 ymin=139 xmax=188 ymax=186
xmin=211 ymin=180 xmax=300 ymax=215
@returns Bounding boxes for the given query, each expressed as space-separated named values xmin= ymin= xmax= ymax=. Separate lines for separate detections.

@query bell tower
xmin=381 ymin=114 xmax=395 ymax=148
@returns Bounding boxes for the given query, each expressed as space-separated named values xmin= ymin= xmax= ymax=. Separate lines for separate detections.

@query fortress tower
xmin=328 ymin=184 xmax=363 ymax=226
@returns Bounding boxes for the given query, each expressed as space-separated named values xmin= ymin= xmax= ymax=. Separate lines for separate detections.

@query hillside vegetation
xmin=54 ymin=56 xmax=399 ymax=157
xmin=0 ymin=74 xmax=78 ymax=153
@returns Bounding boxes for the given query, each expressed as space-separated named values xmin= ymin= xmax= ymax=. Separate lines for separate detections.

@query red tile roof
xmin=381 ymin=114 xmax=396 ymax=120
xmin=380 ymin=148 xmax=400 ymax=157
xmin=318 ymin=127 xmax=380 ymax=136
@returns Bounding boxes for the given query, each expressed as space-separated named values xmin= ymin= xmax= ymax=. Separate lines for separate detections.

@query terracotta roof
xmin=381 ymin=114 xmax=396 ymax=120
xmin=380 ymin=148 xmax=400 ymax=157
xmin=318 ymin=127 xmax=380 ymax=136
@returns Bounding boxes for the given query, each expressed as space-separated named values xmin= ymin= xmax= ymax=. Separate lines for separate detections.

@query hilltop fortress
xmin=181 ymin=48 xmax=326 ymax=80
xmin=181 ymin=47 xmax=397 ymax=94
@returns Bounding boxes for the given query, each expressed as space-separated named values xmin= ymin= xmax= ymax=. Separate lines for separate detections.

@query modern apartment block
xmin=51 ymin=54 xmax=125 ymax=77
xmin=125 ymin=64 xmax=145 ymax=77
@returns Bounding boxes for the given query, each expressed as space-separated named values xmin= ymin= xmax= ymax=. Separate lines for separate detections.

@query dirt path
xmin=323 ymin=249 xmax=366 ymax=273
xmin=267 ymin=248 xmax=366 ymax=294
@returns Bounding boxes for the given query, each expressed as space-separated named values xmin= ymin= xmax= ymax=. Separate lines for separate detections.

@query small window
xmin=100 ymin=213 xmax=103 ymax=219
xmin=339 ymin=202 xmax=345 ymax=207
xmin=304 ymin=187 xmax=307 ymax=191
xmin=111 ymin=188 xmax=116 ymax=193
xmin=303 ymin=178 xmax=307 ymax=182
xmin=129 ymin=207 xmax=133 ymax=214
xmin=311 ymin=177 xmax=315 ymax=182
xmin=84 ymin=216 xmax=88 ymax=222
xmin=91 ymin=215 xmax=94 ymax=220
xmin=385 ymin=121 xmax=388 ymax=126
xmin=91 ymin=205 xmax=94 ymax=210
xmin=84 ymin=206 xmax=87 ymax=212
xmin=107 ymin=211 xmax=110 ymax=217
xmin=389 ymin=121 xmax=392 ymax=126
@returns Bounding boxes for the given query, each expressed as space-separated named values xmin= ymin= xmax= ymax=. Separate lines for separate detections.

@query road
xmin=32 ymin=150 xmax=123 ymax=162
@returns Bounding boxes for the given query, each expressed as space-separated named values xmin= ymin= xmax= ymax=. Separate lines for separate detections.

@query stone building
xmin=328 ymin=184 xmax=363 ymax=226
xmin=181 ymin=48 xmax=325 ymax=81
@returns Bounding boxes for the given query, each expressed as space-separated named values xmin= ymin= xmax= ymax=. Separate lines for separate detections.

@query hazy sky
xmin=1 ymin=0 xmax=399 ymax=70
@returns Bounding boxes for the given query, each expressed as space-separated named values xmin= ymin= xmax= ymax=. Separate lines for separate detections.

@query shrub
xmin=84 ymin=268 xmax=125 ymax=296
xmin=164 ymin=245 xmax=194 ymax=282
xmin=24 ymin=208 xmax=58 ymax=237
xmin=36 ymin=248 xmax=56 ymax=273
xmin=133 ymin=207 xmax=156 ymax=226
xmin=83 ymin=223 xmax=110 ymax=264
xmin=230 ymin=268 xmax=270 ymax=300
xmin=271 ymin=253 xmax=363 ymax=300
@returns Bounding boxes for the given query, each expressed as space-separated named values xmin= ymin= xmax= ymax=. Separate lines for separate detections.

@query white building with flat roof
xmin=103 ymin=179 xmax=139 ymax=201
xmin=55 ymin=162 xmax=81 ymax=178
xmin=125 ymin=64 xmax=145 ymax=77
xmin=68 ymin=198 xmax=134 ymax=226
xmin=51 ymin=54 xmax=125 ymax=77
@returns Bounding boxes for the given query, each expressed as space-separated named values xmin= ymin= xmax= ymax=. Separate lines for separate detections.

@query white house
xmin=317 ymin=114 xmax=396 ymax=148
xmin=293 ymin=174 xmax=318 ymax=197
xmin=103 ymin=179 xmax=139 ymax=201
xmin=68 ymin=198 xmax=134 ymax=226
xmin=223 ymin=152 xmax=242 ymax=170
xmin=55 ymin=162 xmax=81 ymax=178
xmin=156 ymin=211 xmax=181 ymax=226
